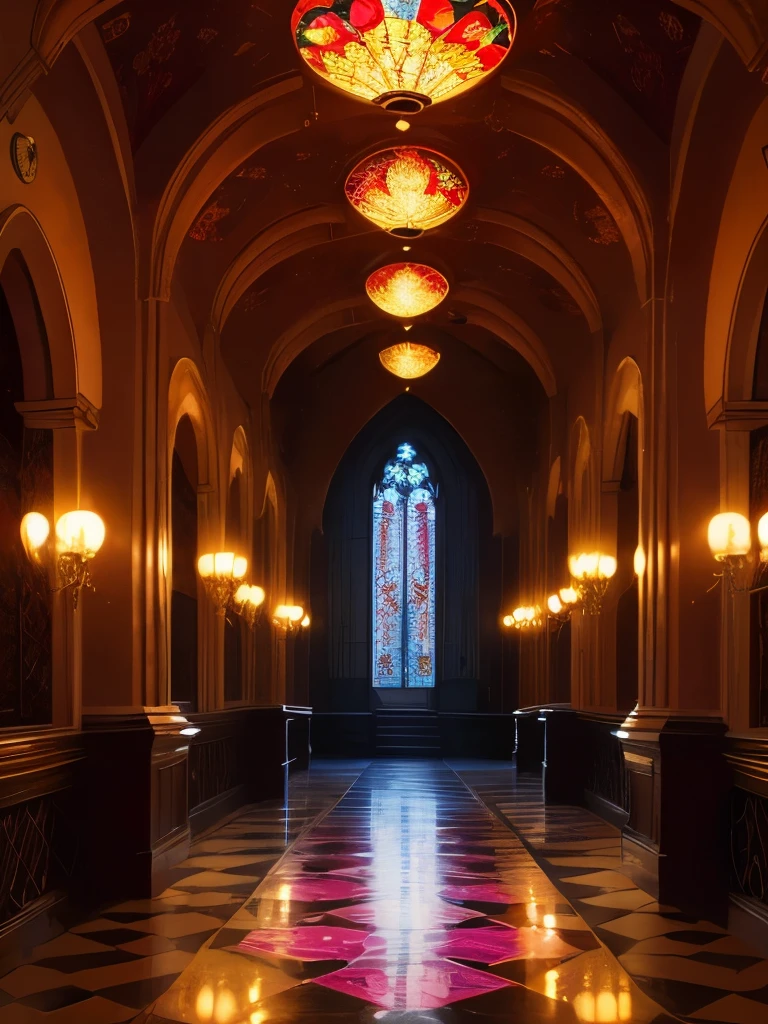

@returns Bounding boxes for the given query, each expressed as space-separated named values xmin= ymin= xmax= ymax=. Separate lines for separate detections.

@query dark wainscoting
xmin=78 ymin=705 xmax=311 ymax=906
xmin=186 ymin=706 xmax=311 ymax=835
xmin=438 ymin=713 xmax=515 ymax=758
xmin=78 ymin=712 xmax=191 ymax=904
xmin=726 ymin=733 xmax=768 ymax=915
xmin=0 ymin=730 xmax=84 ymax=974
xmin=543 ymin=710 xmax=629 ymax=825
xmin=312 ymin=711 xmax=515 ymax=759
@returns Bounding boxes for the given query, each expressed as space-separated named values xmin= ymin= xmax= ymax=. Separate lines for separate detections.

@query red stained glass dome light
xmin=292 ymin=0 xmax=516 ymax=114
xmin=346 ymin=147 xmax=468 ymax=237
xmin=366 ymin=262 xmax=449 ymax=318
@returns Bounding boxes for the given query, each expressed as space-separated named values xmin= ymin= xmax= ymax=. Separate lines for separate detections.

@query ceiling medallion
xmin=366 ymin=262 xmax=449 ymax=318
xmin=292 ymin=0 xmax=516 ymax=114
xmin=379 ymin=340 xmax=440 ymax=379
xmin=346 ymin=147 xmax=468 ymax=237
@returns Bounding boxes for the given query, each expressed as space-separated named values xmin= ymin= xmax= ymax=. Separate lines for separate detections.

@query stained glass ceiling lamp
xmin=379 ymin=339 xmax=440 ymax=379
xmin=292 ymin=0 xmax=516 ymax=115
xmin=346 ymin=147 xmax=468 ymax=238
xmin=366 ymin=262 xmax=449 ymax=318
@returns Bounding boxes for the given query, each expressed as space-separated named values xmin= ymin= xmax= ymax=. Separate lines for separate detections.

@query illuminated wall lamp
xmin=707 ymin=511 xmax=768 ymax=594
xmin=233 ymin=584 xmax=266 ymax=628
xmin=547 ymin=587 xmax=579 ymax=623
xmin=273 ymin=604 xmax=305 ymax=635
xmin=197 ymin=552 xmax=248 ymax=614
xmin=21 ymin=510 xmax=106 ymax=608
xmin=568 ymin=552 xmax=617 ymax=615
xmin=503 ymin=605 xmax=542 ymax=631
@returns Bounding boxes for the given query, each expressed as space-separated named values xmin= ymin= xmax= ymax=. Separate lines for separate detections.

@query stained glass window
xmin=372 ymin=443 xmax=436 ymax=688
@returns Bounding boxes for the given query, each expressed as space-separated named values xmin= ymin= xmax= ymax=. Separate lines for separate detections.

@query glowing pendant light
xmin=346 ymin=147 xmax=468 ymax=237
xmin=292 ymin=0 xmax=516 ymax=114
xmin=379 ymin=340 xmax=440 ymax=378
xmin=366 ymin=262 xmax=449 ymax=318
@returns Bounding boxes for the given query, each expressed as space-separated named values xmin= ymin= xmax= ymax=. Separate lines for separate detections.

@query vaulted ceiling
xmin=85 ymin=0 xmax=703 ymax=518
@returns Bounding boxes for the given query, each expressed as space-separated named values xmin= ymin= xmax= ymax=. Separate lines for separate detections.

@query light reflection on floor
xmin=146 ymin=762 xmax=670 ymax=1024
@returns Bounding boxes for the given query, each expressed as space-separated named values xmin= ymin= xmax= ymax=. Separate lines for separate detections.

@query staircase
xmin=374 ymin=708 xmax=441 ymax=758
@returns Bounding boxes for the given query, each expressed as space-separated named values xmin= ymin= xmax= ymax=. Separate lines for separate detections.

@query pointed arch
xmin=0 ymin=205 xmax=87 ymax=405
xmin=604 ymin=358 xmax=644 ymax=484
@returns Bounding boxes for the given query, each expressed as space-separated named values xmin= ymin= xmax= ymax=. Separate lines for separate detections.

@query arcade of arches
xmin=6 ymin=2 xmax=768 ymax=1022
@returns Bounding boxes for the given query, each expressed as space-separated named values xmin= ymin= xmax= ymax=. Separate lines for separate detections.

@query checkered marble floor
xmin=450 ymin=760 xmax=768 ymax=1024
xmin=137 ymin=760 xmax=675 ymax=1024
xmin=0 ymin=761 xmax=367 ymax=1023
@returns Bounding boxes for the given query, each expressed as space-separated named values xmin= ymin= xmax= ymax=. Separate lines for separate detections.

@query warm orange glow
xmin=293 ymin=0 xmax=516 ymax=113
xmin=197 ymin=553 xmax=248 ymax=580
xmin=55 ymin=511 xmax=105 ymax=558
xmin=346 ymin=148 xmax=468 ymax=236
xmin=569 ymin=553 xmax=617 ymax=580
xmin=708 ymin=512 xmax=751 ymax=560
xmin=379 ymin=341 xmax=440 ymax=379
xmin=366 ymin=263 xmax=449 ymax=318
xmin=20 ymin=512 xmax=50 ymax=560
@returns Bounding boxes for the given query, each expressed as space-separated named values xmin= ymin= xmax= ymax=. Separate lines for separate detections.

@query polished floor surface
xmin=143 ymin=761 xmax=673 ymax=1024
xmin=3 ymin=760 xmax=768 ymax=1023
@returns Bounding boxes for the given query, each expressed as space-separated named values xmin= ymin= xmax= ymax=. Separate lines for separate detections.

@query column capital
xmin=707 ymin=398 xmax=768 ymax=431
xmin=15 ymin=394 xmax=100 ymax=431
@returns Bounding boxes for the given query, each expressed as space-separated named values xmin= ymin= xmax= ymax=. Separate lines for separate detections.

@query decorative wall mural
xmin=345 ymin=147 xmax=468 ymax=236
xmin=372 ymin=443 xmax=436 ymax=688
xmin=517 ymin=0 xmax=699 ymax=141
xmin=292 ymin=0 xmax=516 ymax=113
xmin=97 ymin=1 xmax=284 ymax=150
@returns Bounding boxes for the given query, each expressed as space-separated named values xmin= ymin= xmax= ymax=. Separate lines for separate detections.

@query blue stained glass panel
xmin=405 ymin=488 xmax=436 ymax=687
xmin=372 ymin=486 xmax=404 ymax=687
xmin=372 ymin=445 xmax=436 ymax=689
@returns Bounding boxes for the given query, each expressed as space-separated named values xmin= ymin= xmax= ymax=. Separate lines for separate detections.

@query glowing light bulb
xmin=20 ymin=512 xmax=50 ymax=559
xmin=55 ymin=510 xmax=105 ymax=558
xmin=708 ymin=512 xmax=751 ymax=560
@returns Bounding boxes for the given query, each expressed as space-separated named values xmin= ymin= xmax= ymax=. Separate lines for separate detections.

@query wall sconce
xmin=272 ymin=604 xmax=305 ymax=634
xmin=21 ymin=510 xmax=106 ymax=608
xmin=197 ymin=552 xmax=248 ymax=615
xmin=569 ymin=552 xmax=617 ymax=615
xmin=503 ymin=605 xmax=543 ymax=631
xmin=707 ymin=511 xmax=768 ymax=593
xmin=547 ymin=586 xmax=579 ymax=623
xmin=233 ymin=584 xmax=266 ymax=628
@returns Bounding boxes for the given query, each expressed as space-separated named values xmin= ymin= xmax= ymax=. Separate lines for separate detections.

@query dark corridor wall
xmin=309 ymin=396 xmax=516 ymax=714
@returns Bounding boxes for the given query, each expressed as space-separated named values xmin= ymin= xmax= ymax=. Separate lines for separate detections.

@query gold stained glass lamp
xmin=366 ymin=262 xmax=449 ymax=318
xmin=292 ymin=0 xmax=516 ymax=114
xmin=379 ymin=341 xmax=440 ymax=379
xmin=346 ymin=147 xmax=468 ymax=237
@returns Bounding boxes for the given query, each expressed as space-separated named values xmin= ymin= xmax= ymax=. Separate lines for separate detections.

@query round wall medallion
xmin=11 ymin=133 xmax=38 ymax=184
